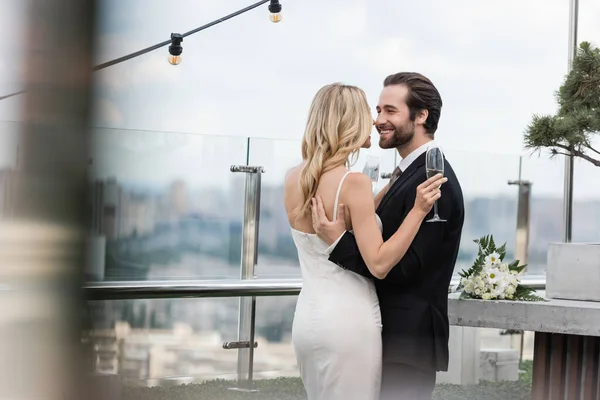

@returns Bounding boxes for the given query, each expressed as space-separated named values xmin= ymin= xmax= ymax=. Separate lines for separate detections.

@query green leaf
xmin=459 ymin=291 xmax=472 ymax=300
xmin=514 ymin=285 xmax=547 ymax=302
xmin=497 ymin=243 xmax=507 ymax=260
xmin=515 ymin=264 xmax=527 ymax=273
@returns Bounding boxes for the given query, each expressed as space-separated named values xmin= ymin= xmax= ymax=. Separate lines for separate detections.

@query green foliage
xmin=514 ymin=286 xmax=546 ymax=302
xmin=121 ymin=372 xmax=534 ymax=400
xmin=456 ymin=235 xmax=545 ymax=302
xmin=519 ymin=360 xmax=533 ymax=384
xmin=457 ymin=235 xmax=507 ymax=285
xmin=524 ymin=41 xmax=600 ymax=168
xmin=434 ymin=380 xmax=532 ymax=400
xmin=123 ymin=378 xmax=306 ymax=400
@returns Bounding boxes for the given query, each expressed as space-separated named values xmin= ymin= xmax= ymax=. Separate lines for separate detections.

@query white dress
xmin=291 ymin=171 xmax=383 ymax=400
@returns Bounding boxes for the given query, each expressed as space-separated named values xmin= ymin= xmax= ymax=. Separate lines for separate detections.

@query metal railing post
xmin=562 ymin=0 xmax=579 ymax=243
xmin=227 ymin=165 xmax=264 ymax=392
xmin=508 ymin=157 xmax=533 ymax=271
xmin=507 ymin=156 xmax=533 ymax=362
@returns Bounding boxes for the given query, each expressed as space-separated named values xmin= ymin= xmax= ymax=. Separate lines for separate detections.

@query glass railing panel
xmin=441 ymin=148 xmax=522 ymax=276
xmin=520 ymin=153 xmax=600 ymax=273
xmin=85 ymin=297 xmax=241 ymax=385
xmin=0 ymin=121 xmax=20 ymax=221
xmin=87 ymin=128 xmax=249 ymax=281
xmin=571 ymin=156 xmax=600 ymax=243
xmin=0 ymin=120 xmax=19 ymax=167
xmin=253 ymin=295 xmax=299 ymax=379
xmin=519 ymin=154 xmax=564 ymax=276
xmin=247 ymin=137 xmax=302 ymax=277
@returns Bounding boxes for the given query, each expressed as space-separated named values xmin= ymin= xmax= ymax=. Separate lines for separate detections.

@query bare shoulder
xmin=340 ymin=172 xmax=374 ymax=207
xmin=284 ymin=164 xmax=303 ymax=188
xmin=283 ymin=164 xmax=303 ymax=217
xmin=344 ymin=172 xmax=373 ymax=191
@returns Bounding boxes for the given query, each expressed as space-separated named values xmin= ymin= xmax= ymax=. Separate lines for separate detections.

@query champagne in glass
xmin=425 ymin=146 xmax=446 ymax=223
xmin=363 ymin=155 xmax=380 ymax=192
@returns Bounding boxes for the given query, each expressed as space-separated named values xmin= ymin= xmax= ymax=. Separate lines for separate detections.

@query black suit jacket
xmin=329 ymin=152 xmax=464 ymax=372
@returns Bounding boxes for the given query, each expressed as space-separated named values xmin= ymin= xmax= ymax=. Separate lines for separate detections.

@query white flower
xmin=475 ymin=276 xmax=486 ymax=290
xmin=484 ymin=267 xmax=501 ymax=285
xmin=485 ymin=252 xmax=501 ymax=266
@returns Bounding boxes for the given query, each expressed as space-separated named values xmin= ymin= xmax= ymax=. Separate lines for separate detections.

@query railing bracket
xmin=222 ymin=341 xmax=259 ymax=350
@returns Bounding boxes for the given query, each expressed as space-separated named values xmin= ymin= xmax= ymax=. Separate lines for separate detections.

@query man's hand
xmin=311 ymin=196 xmax=347 ymax=245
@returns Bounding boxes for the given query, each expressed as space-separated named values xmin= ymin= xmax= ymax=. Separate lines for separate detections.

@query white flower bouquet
xmin=455 ymin=235 xmax=545 ymax=301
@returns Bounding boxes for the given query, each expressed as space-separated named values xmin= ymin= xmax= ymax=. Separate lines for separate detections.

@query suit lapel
xmin=377 ymin=153 xmax=426 ymax=213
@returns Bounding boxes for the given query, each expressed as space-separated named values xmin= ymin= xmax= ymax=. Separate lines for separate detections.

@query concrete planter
xmin=546 ymin=243 xmax=600 ymax=302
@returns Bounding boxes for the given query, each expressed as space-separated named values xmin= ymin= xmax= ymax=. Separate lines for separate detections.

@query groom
xmin=312 ymin=72 xmax=465 ymax=400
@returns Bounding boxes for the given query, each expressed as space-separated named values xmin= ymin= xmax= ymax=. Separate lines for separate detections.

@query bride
xmin=283 ymin=83 xmax=446 ymax=400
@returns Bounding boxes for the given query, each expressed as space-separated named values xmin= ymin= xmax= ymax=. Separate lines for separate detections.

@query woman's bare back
xmin=284 ymin=162 xmax=352 ymax=234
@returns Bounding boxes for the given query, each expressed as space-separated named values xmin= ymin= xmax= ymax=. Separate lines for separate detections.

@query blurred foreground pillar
xmin=0 ymin=0 xmax=98 ymax=399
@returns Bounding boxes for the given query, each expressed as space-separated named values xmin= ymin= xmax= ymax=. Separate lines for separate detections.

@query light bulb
xmin=168 ymin=55 xmax=182 ymax=65
xmin=168 ymin=33 xmax=183 ymax=66
xmin=269 ymin=12 xmax=282 ymax=23
xmin=268 ymin=0 xmax=282 ymax=23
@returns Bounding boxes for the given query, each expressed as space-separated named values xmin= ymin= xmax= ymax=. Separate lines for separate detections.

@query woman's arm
xmin=331 ymin=173 xmax=445 ymax=279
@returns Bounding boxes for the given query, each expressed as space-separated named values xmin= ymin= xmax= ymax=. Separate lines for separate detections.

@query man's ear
xmin=416 ymin=109 xmax=428 ymax=126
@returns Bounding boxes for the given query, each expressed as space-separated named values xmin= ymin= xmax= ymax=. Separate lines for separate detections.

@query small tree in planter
xmin=525 ymin=41 xmax=600 ymax=167
xmin=524 ymin=41 xmax=600 ymax=302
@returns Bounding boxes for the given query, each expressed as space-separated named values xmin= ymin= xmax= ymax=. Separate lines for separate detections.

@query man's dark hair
xmin=383 ymin=72 xmax=442 ymax=136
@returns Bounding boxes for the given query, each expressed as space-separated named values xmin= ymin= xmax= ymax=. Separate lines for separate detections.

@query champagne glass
xmin=362 ymin=155 xmax=380 ymax=192
xmin=425 ymin=146 xmax=446 ymax=223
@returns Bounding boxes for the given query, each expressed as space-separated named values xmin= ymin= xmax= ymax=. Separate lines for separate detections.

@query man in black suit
xmin=312 ymin=72 xmax=465 ymax=400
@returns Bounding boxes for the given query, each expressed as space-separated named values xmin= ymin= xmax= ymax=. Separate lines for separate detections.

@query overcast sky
xmin=0 ymin=0 xmax=599 ymax=199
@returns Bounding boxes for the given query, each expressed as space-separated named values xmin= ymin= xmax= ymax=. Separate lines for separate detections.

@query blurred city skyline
xmin=1 ymin=0 xmax=600 ymax=200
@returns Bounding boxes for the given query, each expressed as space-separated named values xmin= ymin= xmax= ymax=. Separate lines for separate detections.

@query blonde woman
xmin=283 ymin=83 xmax=446 ymax=400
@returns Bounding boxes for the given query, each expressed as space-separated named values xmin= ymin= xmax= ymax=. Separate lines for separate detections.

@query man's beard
xmin=379 ymin=121 xmax=415 ymax=149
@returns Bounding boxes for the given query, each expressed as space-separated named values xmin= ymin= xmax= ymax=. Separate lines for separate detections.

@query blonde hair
xmin=295 ymin=83 xmax=373 ymax=219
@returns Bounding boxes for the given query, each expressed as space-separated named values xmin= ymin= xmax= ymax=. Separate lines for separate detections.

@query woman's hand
xmin=311 ymin=197 xmax=347 ymax=246
xmin=413 ymin=174 xmax=447 ymax=216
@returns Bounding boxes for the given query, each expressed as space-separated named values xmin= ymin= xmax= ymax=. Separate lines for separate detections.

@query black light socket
xmin=268 ymin=0 xmax=282 ymax=14
xmin=169 ymin=33 xmax=183 ymax=56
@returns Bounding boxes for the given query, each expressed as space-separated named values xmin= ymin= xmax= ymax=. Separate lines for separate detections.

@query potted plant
xmin=524 ymin=41 xmax=600 ymax=302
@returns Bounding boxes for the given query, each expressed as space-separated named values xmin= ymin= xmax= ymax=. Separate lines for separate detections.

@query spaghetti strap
xmin=333 ymin=171 xmax=353 ymax=220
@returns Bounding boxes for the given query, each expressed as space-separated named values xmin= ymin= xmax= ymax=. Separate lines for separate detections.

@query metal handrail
xmin=84 ymin=276 xmax=546 ymax=301
xmin=84 ymin=278 xmax=304 ymax=300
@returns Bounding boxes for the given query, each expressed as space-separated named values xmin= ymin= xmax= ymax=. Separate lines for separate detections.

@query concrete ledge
xmin=448 ymin=292 xmax=600 ymax=337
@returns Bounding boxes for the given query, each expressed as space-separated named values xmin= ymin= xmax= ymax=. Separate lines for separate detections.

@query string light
xmin=268 ymin=0 xmax=282 ymax=23
xmin=0 ymin=0 xmax=283 ymax=96
xmin=168 ymin=33 xmax=183 ymax=65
